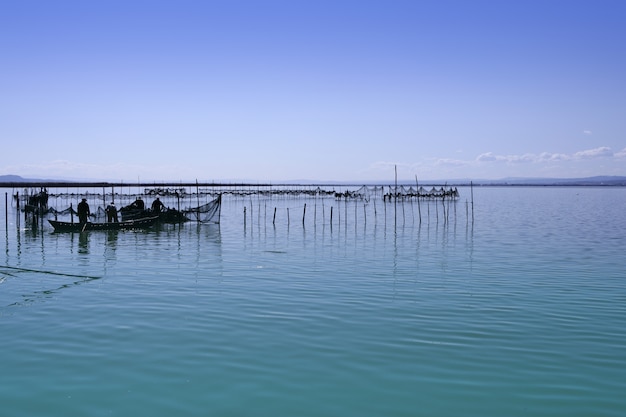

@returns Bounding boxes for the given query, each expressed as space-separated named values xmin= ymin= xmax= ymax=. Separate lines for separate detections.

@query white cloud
xmin=475 ymin=147 xmax=616 ymax=165
xmin=508 ymin=153 xmax=535 ymax=163
xmin=539 ymin=152 xmax=570 ymax=161
xmin=476 ymin=152 xmax=534 ymax=163
xmin=400 ymin=145 xmax=626 ymax=180
xmin=436 ymin=158 xmax=467 ymax=167
xmin=583 ymin=130 xmax=592 ymax=135
xmin=476 ymin=152 xmax=498 ymax=162
xmin=573 ymin=147 xmax=613 ymax=159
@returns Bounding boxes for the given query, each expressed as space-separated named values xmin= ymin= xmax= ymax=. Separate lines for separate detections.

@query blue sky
xmin=1 ymin=0 xmax=625 ymax=182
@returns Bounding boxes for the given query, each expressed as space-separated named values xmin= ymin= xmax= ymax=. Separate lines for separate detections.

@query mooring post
xmin=302 ymin=203 xmax=306 ymax=226
xmin=5 ymin=192 xmax=7 ymax=230
xmin=441 ymin=191 xmax=447 ymax=224
xmin=415 ymin=175 xmax=421 ymax=225
xmin=273 ymin=207 xmax=277 ymax=225
xmin=196 ymin=179 xmax=200 ymax=212
xmin=471 ymin=181 xmax=474 ymax=222
xmin=383 ymin=190 xmax=387 ymax=219
xmin=394 ymin=165 xmax=398 ymax=231
xmin=243 ymin=206 xmax=247 ymax=229
xmin=330 ymin=206 xmax=333 ymax=226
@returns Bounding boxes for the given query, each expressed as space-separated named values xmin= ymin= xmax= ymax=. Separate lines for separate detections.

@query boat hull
xmin=120 ymin=208 xmax=188 ymax=223
xmin=48 ymin=216 xmax=159 ymax=232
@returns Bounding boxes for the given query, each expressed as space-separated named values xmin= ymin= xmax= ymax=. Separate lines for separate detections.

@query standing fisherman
xmin=151 ymin=197 xmax=164 ymax=213
xmin=106 ymin=202 xmax=119 ymax=223
xmin=77 ymin=198 xmax=90 ymax=224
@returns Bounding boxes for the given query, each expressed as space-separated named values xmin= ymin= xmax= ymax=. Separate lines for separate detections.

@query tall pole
xmin=196 ymin=179 xmax=200 ymax=222
xmin=470 ymin=181 xmax=474 ymax=223
xmin=394 ymin=165 xmax=397 ymax=230
xmin=415 ymin=174 xmax=421 ymax=224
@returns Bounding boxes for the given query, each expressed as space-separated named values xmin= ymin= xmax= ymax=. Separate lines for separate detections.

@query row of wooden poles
xmin=242 ymin=193 xmax=474 ymax=230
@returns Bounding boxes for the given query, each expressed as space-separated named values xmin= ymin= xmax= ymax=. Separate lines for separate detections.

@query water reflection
xmin=106 ymin=230 xmax=118 ymax=250
xmin=78 ymin=231 xmax=90 ymax=254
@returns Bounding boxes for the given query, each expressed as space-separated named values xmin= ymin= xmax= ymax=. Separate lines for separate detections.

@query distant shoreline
xmin=1 ymin=178 xmax=626 ymax=188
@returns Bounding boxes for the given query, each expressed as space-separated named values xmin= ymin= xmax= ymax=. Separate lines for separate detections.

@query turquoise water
xmin=1 ymin=186 xmax=625 ymax=416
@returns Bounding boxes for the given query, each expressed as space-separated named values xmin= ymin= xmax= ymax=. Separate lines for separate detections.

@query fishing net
xmin=182 ymin=194 xmax=222 ymax=223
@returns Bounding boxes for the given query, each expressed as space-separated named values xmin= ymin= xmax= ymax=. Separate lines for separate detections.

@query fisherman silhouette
xmin=77 ymin=198 xmax=90 ymax=224
xmin=106 ymin=202 xmax=119 ymax=223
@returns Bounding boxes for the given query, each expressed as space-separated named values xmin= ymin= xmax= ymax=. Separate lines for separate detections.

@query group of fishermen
xmin=77 ymin=197 xmax=165 ymax=224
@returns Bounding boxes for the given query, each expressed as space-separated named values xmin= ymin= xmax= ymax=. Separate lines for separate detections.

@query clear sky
xmin=1 ymin=0 xmax=625 ymax=182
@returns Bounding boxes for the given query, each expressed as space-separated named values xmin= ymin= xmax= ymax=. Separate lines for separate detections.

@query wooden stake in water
xmin=415 ymin=175 xmax=422 ymax=224
xmin=196 ymin=179 xmax=200 ymax=220
xmin=471 ymin=181 xmax=474 ymax=222
xmin=441 ymin=190 xmax=448 ymax=224
xmin=384 ymin=187 xmax=387 ymax=228
xmin=394 ymin=165 xmax=398 ymax=231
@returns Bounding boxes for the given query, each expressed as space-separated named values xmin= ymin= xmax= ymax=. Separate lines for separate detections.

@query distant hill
xmin=0 ymin=175 xmax=28 ymax=182
xmin=0 ymin=174 xmax=78 ymax=184
xmin=473 ymin=176 xmax=626 ymax=186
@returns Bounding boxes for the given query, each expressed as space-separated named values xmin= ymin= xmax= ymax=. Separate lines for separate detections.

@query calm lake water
xmin=1 ymin=186 xmax=625 ymax=416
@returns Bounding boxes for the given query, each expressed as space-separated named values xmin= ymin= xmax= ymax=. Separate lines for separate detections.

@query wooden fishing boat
xmin=120 ymin=207 xmax=188 ymax=223
xmin=48 ymin=216 xmax=159 ymax=232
